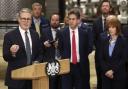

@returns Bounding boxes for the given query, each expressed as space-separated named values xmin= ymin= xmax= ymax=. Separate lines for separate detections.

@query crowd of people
xmin=2 ymin=0 xmax=128 ymax=89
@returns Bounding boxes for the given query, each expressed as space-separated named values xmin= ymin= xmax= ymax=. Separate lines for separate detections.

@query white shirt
xmin=19 ymin=26 xmax=32 ymax=54
xmin=33 ymin=17 xmax=41 ymax=25
xmin=69 ymin=27 xmax=80 ymax=63
xmin=51 ymin=28 xmax=57 ymax=40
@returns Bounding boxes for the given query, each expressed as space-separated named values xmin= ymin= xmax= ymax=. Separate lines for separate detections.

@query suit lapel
xmin=99 ymin=17 xmax=104 ymax=32
xmin=111 ymin=36 xmax=120 ymax=57
xmin=31 ymin=18 xmax=36 ymax=31
xmin=48 ymin=28 xmax=54 ymax=40
xmin=78 ymin=28 xmax=82 ymax=51
xmin=15 ymin=29 xmax=25 ymax=50
xmin=106 ymin=38 xmax=110 ymax=58
xmin=66 ymin=28 xmax=71 ymax=55
xmin=106 ymin=36 xmax=120 ymax=58
xmin=55 ymin=29 xmax=59 ymax=40
xmin=67 ymin=27 xmax=71 ymax=47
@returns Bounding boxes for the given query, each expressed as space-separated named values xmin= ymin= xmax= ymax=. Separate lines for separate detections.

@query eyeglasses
xmin=20 ymin=17 xmax=31 ymax=21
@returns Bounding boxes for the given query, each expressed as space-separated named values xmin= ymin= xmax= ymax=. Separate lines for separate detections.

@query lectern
xmin=11 ymin=59 xmax=70 ymax=89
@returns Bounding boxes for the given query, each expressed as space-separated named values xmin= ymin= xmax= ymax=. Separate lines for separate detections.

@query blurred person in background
xmin=99 ymin=15 xmax=126 ymax=89
xmin=40 ymin=13 xmax=61 ymax=89
xmin=30 ymin=2 xmax=49 ymax=37
xmin=93 ymin=0 xmax=112 ymax=89
xmin=63 ymin=15 xmax=69 ymax=28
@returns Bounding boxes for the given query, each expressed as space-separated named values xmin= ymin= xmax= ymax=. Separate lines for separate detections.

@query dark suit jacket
xmin=30 ymin=16 xmax=50 ymax=36
xmin=58 ymin=26 xmax=90 ymax=81
xmin=40 ymin=27 xmax=60 ymax=62
xmin=93 ymin=16 xmax=104 ymax=48
xmin=80 ymin=22 xmax=93 ymax=54
xmin=122 ymin=24 xmax=128 ymax=42
xmin=3 ymin=28 xmax=42 ymax=88
xmin=99 ymin=35 xmax=126 ymax=79
xmin=93 ymin=16 xmax=107 ymax=65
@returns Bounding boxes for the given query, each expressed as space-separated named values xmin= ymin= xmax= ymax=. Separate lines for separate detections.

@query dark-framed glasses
xmin=20 ymin=17 xmax=31 ymax=21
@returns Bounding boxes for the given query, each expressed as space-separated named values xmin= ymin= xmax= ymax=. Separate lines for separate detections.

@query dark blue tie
xmin=104 ymin=18 xmax=106 ymax=31
xmin=25 ymin=31 xmax=31 ymax=65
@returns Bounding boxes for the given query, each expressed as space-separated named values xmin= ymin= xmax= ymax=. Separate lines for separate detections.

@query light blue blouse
xmin=109 ymin=39 xmax=116 ymax=57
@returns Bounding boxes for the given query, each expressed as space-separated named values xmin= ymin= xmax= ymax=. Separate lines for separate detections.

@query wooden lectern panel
xmin=11 ymin=59 xmax=70 ymax=89
xmin=11 ymin=59 xmax=70 ymax=80
xmin=59 ymin=59 xmax=70 ymax=75
xmin=33 ymin=77 xmax=49 ymax=89
xmin=11 ymin=62 xmax=46 ymax=80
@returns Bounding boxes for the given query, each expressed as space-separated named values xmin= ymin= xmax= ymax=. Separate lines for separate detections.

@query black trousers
xmin=95 ymin=63 xmax=102 ymax=89
xmin=95 ymin=53 xmax=102 ymax=89
xmin=61 ymin=63 xmax=90 ymax=89
xmin=102 ymin=75 xmax=126 ymax=89
xmin=49 ymin=75 xmax=61 ymax=89
xmin=8 ymin=80 xmax=32 ymax=89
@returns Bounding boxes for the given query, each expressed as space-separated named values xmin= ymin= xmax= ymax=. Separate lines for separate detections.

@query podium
xmin=11 ymin=59 xmax=70 ymax=89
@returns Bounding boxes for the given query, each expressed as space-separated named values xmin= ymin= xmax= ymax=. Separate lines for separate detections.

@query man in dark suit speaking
xmin=3 ymin=8 xmax=42 ymax=89
xmin=58 ymin=9 xmax=91 ymax=89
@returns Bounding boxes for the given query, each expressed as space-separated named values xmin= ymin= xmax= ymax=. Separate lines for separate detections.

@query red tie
xmin=72 ymin=31 xmax=77 ymax=64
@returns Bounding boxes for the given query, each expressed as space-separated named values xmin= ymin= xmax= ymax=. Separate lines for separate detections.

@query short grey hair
xmin=32 ymin=2 xmax=42 ymax=9
xmin=17 ymin=8 xmax=32 ymax=18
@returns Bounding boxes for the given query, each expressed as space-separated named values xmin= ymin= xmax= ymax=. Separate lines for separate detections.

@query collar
xmin=19 ymin=26 xmax=30 ymax=34
xmin=102 ymin=15 xmax=106 ymax=20
xmin=51 ymin=28 xmax=57 ymax=31
xmin=33 ymin=17 xmax=41 ymax=23
xmin=69 ymin=27 xmax=78 ymax=33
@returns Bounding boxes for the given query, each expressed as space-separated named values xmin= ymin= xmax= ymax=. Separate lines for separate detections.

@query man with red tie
xmin=58 ymin=9 xmax=91 ymax=89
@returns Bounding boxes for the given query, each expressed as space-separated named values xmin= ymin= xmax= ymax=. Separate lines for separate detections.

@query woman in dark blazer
xmin=99 ymin=15 xmax=127 ymax=89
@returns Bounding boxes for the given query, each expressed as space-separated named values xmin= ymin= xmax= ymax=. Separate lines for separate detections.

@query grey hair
xmin=17 ymin=8 xmax=32 ymax=18
xmin=32 ymin=2 xmax=42 ymax=9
